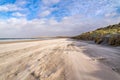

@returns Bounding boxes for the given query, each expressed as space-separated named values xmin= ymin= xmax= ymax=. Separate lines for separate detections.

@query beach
xmin=0 ymin=38 xmax=120 ymax=80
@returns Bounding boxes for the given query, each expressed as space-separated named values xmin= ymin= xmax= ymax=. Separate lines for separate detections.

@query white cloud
xmin=0 ymin=15 xmax=120 ymax=38
xmin=42 ymin=0 xmax=60 ymax=5
xmin=0 ymin=4 xmax=22 ymax=12
xmin=12 ymin=12 xmax=26 ymax=17
xmin=0 ymin=0 xmax=120 ymax=38
xmin=105 ymin=12 xmax=118 ymax=17
xmin=15 ymin=0 xmax=27 ymax=6
xmin=39 ymin=10 xmax=51 ymax=17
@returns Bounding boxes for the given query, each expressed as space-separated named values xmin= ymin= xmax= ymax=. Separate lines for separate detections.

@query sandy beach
xmin=0 ymin=38 xmax=120 ymax=80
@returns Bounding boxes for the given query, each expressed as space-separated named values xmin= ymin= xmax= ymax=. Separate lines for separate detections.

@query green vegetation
xmin=73 ymin=23 xmax=120 ymax=46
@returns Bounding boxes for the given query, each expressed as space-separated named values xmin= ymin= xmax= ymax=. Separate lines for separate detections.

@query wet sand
xmin=0 ymin=38 xmax=120 ymax=80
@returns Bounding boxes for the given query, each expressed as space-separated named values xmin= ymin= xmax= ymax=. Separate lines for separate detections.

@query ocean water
xmin=0 ymin=38 xmax=55 ymax=42
xmin=0 ymin=38 xmax=48 ymax=42
xmin=0 ymin=38 xmax=40 ymax=42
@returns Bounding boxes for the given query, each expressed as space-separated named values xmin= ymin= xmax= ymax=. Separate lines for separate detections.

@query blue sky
xmin=0 ymin=0 xmax=120 ymax=37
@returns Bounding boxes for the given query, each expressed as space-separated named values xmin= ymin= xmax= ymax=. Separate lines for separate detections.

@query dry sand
xmin=0 ymin=38 xmax=120 ymax=80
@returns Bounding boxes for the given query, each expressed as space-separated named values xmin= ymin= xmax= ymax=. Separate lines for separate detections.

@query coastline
xmin=0 ymin=39 xmax=41 ymax=44
xmin=0 ymin=37 xmax=57 ymax=44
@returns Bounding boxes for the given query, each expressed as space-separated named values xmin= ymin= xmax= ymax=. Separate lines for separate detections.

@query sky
xmin=0 ymin=0 xmax=120 ymax=38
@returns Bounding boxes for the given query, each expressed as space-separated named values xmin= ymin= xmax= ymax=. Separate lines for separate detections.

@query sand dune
xmin=0 ymin=39 xmax=120 ymax=80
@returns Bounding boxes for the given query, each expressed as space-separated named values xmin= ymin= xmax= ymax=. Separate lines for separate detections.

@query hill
xmin=72 ymin=23 xmax=120 ymax=46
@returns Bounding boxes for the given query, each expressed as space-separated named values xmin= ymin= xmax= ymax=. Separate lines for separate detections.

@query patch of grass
xmin=72 ymin=23 xmax=120 ymax=46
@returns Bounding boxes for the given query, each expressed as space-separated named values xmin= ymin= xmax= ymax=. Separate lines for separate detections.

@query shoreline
xmin=0 ymin=38 xmax=59 ymax=44
xmin=0 ymin=39 xmax=42 ymax=44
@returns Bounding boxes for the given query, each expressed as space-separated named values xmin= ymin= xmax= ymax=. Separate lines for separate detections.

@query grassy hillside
xmin=73 ymin=23 xmax=120 ymax=46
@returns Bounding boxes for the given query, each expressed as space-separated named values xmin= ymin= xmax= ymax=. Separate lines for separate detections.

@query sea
xmin=0 ymin=38 xmax=54 ymax=42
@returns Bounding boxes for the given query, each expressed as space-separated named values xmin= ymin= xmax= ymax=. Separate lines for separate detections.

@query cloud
xmin=39 ymin=10 xmax=51 ymax=17
xmin=0 ymin=0 xmax=120 ymax=38
xmin=0 ymin=14 xmax=120 ymax=38
xmin=42 ymin=0 xmax=60 ymax=5
xmin=104 ymin=12 xmax=118 ymax=17
xmin=15 ymin=0 xmax=27 ymax=6
xmin=0 ymin=4 xmax=22 ymax=12
xmin=12 ymin=12 xmax=26 ymax=17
